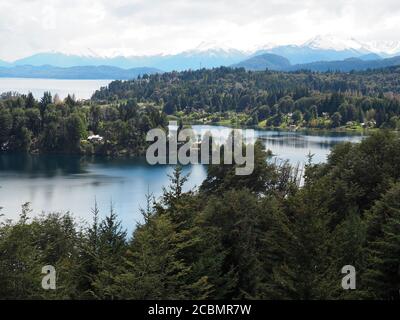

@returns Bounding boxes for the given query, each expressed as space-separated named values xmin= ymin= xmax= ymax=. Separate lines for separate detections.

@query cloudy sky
xmin=0 ymin=0 xmax=399 ymax=61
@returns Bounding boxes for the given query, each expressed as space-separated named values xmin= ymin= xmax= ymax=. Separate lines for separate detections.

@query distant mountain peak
xmin=193 ymin=41 xmax=235 ymax=52
xmin=232 ymin=53 xmax=291 ymax=71
xmin=3 ymin=35 xmax=400 ymax=73
xmin=181 ymin=41 xmax=247 ymax=58
xmin=299 ymin=35 xmax=400 ymax=56
xmin=302 ymin=34 xmax=367 ymax=52
xmin=254 ymin=42 xmax=278 ymax=52
xmin=363 ymin=40 xmax=400 ymax=55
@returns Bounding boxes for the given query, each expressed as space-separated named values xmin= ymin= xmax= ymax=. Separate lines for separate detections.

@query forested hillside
xmin=0 ymin=92 xmax=167 ymax=155
xmin=2 ymin=66 xmax=400 ymax=156
xmin=92 ymin=67 xmax=400 ymax=130
xmin=232 ymin=53 xmax=291 ymax=71
xmin=286 ymin=55 xmax=400 ymax=72
xmin=1 ymin=131 xmax=400 ymax=299
xmin=233 ymin=53 xmax=400 ymax=72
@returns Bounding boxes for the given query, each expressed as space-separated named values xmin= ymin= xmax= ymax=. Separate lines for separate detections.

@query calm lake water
xmin=0 ymin=78 xmax=112 ymax=99
xmin=0 ymin=125 xmax=364 ymax=232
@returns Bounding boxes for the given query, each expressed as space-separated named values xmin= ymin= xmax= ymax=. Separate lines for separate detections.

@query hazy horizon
xmin=1 ymin=0 xmax=400 ymax=61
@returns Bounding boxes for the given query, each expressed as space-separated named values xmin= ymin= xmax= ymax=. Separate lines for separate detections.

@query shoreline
xmin=182 ymin=120 xmax=373 ymax=135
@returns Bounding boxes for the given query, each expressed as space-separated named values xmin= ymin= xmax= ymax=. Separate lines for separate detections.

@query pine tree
xmin=113 ymin=172 xmax=212 ymax=299
xmin=114 ymin=213 xmax=203 ymax=299
xmin=88 ymin=202 xmax=128 ymax=299
xmin=200 ymin=189 xmax=264 ymax=298
xmin=77 ymin=200 xmax=101 ymax=298
xmin=329 ymin=210 xmax=367 ymax=299
xmin=261 ymin=173 xmax=333 ymax=299
xmin=25 ymin=92 xmax=36 ymax=109
xmin=364 ymin=183 xmax=400 ymax=299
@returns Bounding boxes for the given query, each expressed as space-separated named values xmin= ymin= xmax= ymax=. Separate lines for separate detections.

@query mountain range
xmin=233 ymin=53 xmax=400 ymax=72
xmin=253 ymin=35 xmax=400 ymax=64
xmin=4 ymin=45 xmax=247 ymax=71
xmin=286 ymin=55 xmax=400 ymax=72
xmin=2 ymin=35 xmax=400 ymax=69
xmin=0 ymin=35 xmax=400 ymax=78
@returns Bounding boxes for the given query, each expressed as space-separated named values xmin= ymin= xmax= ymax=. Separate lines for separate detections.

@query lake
xmin=0 ymin=126 xmax=364 ymax=233
xmin=0 ymin=78 xmax=112 ymax=100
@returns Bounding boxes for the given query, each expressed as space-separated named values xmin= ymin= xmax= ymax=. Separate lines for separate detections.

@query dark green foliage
xmin=92 ymin=67 xmax=400 ymax=129
xmin=363 ymin=183 xmax=400 ymax=299
xmin=0 ymin=205 xmax=81 ymax=299
xmin=322 ymin=131 xmax=400 ymax=216
xmin=0 ymin=94 xmax=167 ymax=155
xmin=1 ymin=132 xmax=400 ymax=300
xmin=200 ymin=141 xmax=297 ymax=196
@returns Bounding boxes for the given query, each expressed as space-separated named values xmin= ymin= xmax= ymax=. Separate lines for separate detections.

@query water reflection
xmin=0 ymin=126 xmax=364 ymax=232
xmin=0 ymin=154 xmax=206 ymax=233
xmin=0 ymin=154 xmax=87 ymax=177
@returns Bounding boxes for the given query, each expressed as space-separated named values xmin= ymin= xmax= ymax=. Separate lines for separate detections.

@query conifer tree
xmin=89 ymin=203 xmax=128 ymax=299
xmin=261 ymin=171 xmax=333 ymax=299
xmin=364 ymin=183 xmax=400 ymax=299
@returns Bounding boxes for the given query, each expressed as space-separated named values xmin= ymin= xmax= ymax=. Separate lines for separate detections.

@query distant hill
xmin=231 ymin=53 xmax=291 ymax=71
xmin=3 ymin=55 xmax=400 ymax=79
xmin=0 ymin=65 xmax=161 ymax=79
xmin=287 ymin=55 xmax=400 ymax=72
xmin=254 ymin=45 xmax=367 ymax=65
xmin=359 ymin=53 xmax=382 ymax=61
xmin=234 ymin=52 xmax=400 ymax=72
xmin=12 ymin=49 xmax=247 ymax=72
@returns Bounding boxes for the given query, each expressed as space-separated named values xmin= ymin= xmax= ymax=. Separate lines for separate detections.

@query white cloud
xmin=0 ymin=0 xmax=399 ymax=60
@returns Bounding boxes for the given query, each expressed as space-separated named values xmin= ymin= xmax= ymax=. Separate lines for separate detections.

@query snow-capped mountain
xmin=301 ymin=35 xmax=400 ymax=56
xmin=253 ymin=42 xmax=277 ymax=53
xmin=301 ymin=35 xmax=368 ymax=52
xmin=253 ymin=35 xmax=400 ymax=64
xmin=189 ymin=41 xmax=237 ymax=53
xmin=254 ymin=39 xmax=367 ymax=65
xmin=363 ymin=40 xmax=400 ymax=56
xmin=181 ymin=41 xmax=247 ymax=59
xmin=10 ymin=41 xmax=248 ymax=71
xmin=3 ymin=35 xmax=400 ymax=72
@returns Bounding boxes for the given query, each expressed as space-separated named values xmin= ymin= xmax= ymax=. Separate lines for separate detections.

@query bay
xmin=0 ymin=77 xmax=112 ymax=100
xmin=0 ymin=126 xmax=364 ymax=233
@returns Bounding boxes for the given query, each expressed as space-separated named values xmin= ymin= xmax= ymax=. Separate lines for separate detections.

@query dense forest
xmin=2 ymin=67 xmax=400 ymax=156
xmin=1 ymin=66 xmax=400 ymax=300
xmin=0 ymin=92 xmax=167 ymax=155
xmin=1 ymin=131 xmax=400 ymax=299
xmin=93 ymin=66 xmax=400 ymax=130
